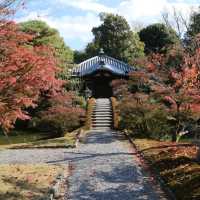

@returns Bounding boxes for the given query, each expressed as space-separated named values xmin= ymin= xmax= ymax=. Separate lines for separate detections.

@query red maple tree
xmin=0 ymin=22 xmax=63 ymax=133
xmin=0 ymin=0 xmax=25 ymax=21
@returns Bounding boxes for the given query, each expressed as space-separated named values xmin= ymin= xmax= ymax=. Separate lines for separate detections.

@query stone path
xmin=0 ymin=131 xmax=167 ymax=200
xmin=65 ymin=131 xmax=166 ymax=200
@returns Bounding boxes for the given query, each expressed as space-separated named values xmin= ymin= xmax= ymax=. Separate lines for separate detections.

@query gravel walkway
xmin=0 ymin=131 xmax=167 ymax=200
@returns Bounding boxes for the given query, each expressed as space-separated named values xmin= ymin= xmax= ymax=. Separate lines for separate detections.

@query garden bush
xmin=111 ymin=97 xmax=119 ymax=129
xmin=30 ymin=106 xmax=85 ymax=137
xmin=85 ymin=98 xmax=95 ymax=130
xmin=29 ymin=92 xmax=86 ymax=137
xmin=118 ymin=97 xmax=171 ymax=140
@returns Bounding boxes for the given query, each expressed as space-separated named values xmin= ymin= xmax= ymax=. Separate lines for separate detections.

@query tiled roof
xmin=71 ymin=55 xmax=135 ymax=77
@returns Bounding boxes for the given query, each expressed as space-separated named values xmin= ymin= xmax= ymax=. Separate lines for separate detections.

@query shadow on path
xmin=47 ymin=151 xmax=136 ymax=164
xmin=83 ymin=131 xmax=127 ymax=145
xmin=65 ymin=131 xmax=163 ymax=200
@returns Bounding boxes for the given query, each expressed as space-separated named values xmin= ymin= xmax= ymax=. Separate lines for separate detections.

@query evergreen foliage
xmin=74 ymin=13 xmax=144 ymax=63
xmin=19 ymin=20 xmax=73 ymax=68
xmin=139 ymin=23 xmax=179 ymax=54
xmin=186 ymin=7 xmax=200 ymax=40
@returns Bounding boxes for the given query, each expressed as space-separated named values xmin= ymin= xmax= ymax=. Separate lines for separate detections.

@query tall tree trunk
xmin=197 ymin=145 xmax=200 ymax=161
xmin=172 ymin=102 xmax=181 ymax=142
xmin=172 ymin=132 xmax=177 ymax=142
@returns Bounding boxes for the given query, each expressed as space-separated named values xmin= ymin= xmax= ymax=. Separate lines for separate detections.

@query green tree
xmin=139 ymin=23 xmax=179 ymax=54
xmin=83 ymin=13 xmax=144 ymax=63
xmin=74 ymin=50 xmax=89 ymax=64
xmin=186 ymin=7 xmax=200 ymax=39
xmin=185 ymin=7 xmax=200 ymax=52
xmin=19 ymin=20 xmax=73 ymax=68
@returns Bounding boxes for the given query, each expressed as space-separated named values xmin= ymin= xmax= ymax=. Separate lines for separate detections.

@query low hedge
xmin=30 ymin=106 xmax=85 ymax=137
xmin=110 ymin=97 xmax=119 ymax=129
xmin=85 ymin=98 xmax=96 ymax=130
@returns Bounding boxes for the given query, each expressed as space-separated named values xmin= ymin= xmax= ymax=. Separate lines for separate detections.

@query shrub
xmin=31 ymin=106 xmax=85 ymax=137
xmin=85 ymin=98 xmax=95 ymax=130
xmin=29 ymin=92 xmax=86 ymax=136
xmin=111 ymin=97 xmax=119 ymax=129
xmin=118 ymin=97 xmax=171 ymax=140
xmin=111 ymin=79 xmax=129 ymax=98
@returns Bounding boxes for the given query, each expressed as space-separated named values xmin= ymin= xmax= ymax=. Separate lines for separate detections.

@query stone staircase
xmin=92 ymin=98 xmax=113 ymax=131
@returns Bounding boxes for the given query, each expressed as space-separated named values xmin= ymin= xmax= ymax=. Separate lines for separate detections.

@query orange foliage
xmin=0 ymin=22 xmax=63 ymax=132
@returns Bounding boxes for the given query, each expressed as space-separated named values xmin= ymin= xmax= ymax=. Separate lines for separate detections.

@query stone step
xmin=96 ymin=102 xmax=110 ymax=104
xmin=94 ymin=105 xmax=111 ymax=107
xmin=92 ymin=127 xmax=112 ymax=130
xmin=92 ymin=122 xmax=112 ymax=125
xmin=92 ymin=125 xmax=112 ymax=128
xmin=93 ymin=117 xmax=112 ymax=120
xmin=94 ymin=108 xmax=111 ymax=110
xmin=94 ymin=109 xmax=111 ymax=111
xmin=95 ymin=104 xmax=111 ymax=106
xmin=92 ymin=113 xmax=112 ymax=115
xmin=92 ymin=112 xmax=112 ymax=114
xmin=95 ymin=102 xmax=111 ymax=106
xmin=90 ymin=98 xmax=113 ymax=130
xmin=93 ymin=107 xmax=112 ymax=110
xmin=93 ymin=108 xmax=111 ymax=110
xmin=93 ymin=110 xmax=112 ymax=114
xmin=92 ymin=118 xmax=112 ymax=121
xmin=93 ymin=119 xmax=112 ymax=122
xmin=95 ymin=102 xmax=111 ymax=104
xmin=96 ymin=101 xmax=110 ymax=103
xmin=93 ymin=115 xmax=112 ymax=117
xmin=92 ymin=121 xmax=112 ymax=124
xmin=92 ymin=119 xmax=112 ymax=122
xmin=93 ymin=110 xmax=112 ymax=113
xmin=96 ymin=99 xmax=110 ymax=103
xmin=93 ymin=106 xmax=111 ymax=109
xmin=94 ymin=108 xmax=111 ymax=109
xmin=92 ymin=128 xmax=111 ymax=131
xmin=92 ymin=117 xmax=112 ymax=120
xmin=92 ymin=127 xmax=111 ymax=130
xmin=95 ymin=105 xmax=111 ymax=107
xmin=92 ymin=124 xmax=112 ymax=127
xmin=92 ymin=115 xmax=112 ymax=118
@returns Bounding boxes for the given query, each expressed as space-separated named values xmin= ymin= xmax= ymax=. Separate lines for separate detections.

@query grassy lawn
xmin=133 ymin=138 xmax=200 ymax=200
xmin=0 ymin=131 xmax=48 ymax=145
xmin=0 ymin=130 xmax=77 ymax=149
xmin=0 ymin=164 xmax=67 ymax=200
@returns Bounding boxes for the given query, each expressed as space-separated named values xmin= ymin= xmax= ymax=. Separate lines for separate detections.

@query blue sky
xmin=15 ymin=0 xmax=199 ymax=50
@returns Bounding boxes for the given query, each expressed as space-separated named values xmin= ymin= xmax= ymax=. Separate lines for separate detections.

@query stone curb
xmin=123 ymin=131 xmax=177 ymax=200
xmin=45 ymin=170 xmax=68 ymax=200
xmin=75 ymin=128 xmax=86 ymax=146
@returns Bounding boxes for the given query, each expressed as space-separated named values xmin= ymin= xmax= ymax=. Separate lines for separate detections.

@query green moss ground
xmin=133 ymin=138 xmax=200 ymax=200
xmin=0 ymin=131 xmax=77 ymax=149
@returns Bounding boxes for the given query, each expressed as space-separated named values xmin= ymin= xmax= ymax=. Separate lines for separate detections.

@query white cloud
xmin=118 ymin=0 xmax=167 ymax=20
xmin=44 ymin=13 xmax=101 ymax=43
xmin=57 ymin=0 xmax=115 ymax=13
xmin=117 ymin=0 xmax=199 ymax=25
xmin=16 ymin=0 xmax=199 ymax=49
xmin=17 ymin=11 xmax=101 ymax=49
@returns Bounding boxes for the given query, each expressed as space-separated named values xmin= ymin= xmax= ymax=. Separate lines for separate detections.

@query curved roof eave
xmin=101 ymin=64 xmax=127 ymax=75
xmin=84 ymin=65 xmax=129 ymax=77
xmin=72 ymin=55 xmax=135 ymax=77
